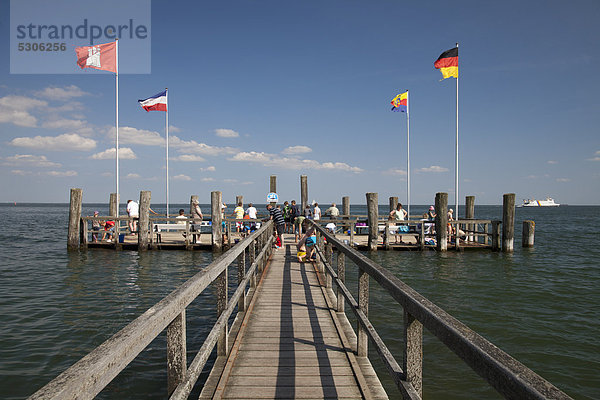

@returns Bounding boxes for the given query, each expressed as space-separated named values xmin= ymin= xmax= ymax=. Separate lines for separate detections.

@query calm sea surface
xmin=0 ymin=204 xmax=598 ymax=399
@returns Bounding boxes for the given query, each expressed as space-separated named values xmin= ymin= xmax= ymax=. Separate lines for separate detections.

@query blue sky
xmin=1 ymin=0 xmax=599 ymax=206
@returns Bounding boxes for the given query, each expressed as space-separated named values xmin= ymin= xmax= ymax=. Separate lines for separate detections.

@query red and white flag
xmin=75 ymin=41 xmax=117 ymax=73
xmin=138 ymin=90 xmax=167 ymax=112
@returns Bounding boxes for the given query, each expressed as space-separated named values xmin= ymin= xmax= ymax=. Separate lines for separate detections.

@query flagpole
xmin=406 ymin=89 xmax=410 ymax=218
xmin=115 ymin=39 xmax=119 ymax=212
xmin=165 ymin=88 xmax=169 ymax=220
xmin=455 ymin=42 xmax=459 ymax=218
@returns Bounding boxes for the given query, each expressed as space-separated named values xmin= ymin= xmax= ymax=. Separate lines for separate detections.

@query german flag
xmin=434 ymin=47 xmax=458 ymax=79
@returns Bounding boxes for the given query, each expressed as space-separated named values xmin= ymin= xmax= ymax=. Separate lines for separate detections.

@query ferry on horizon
xmin=518 ymin=197 xmax=560 ymax=207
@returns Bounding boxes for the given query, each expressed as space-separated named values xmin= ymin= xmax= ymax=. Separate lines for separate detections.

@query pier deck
xmin=200 ymin=239 xmax=387 ymax=399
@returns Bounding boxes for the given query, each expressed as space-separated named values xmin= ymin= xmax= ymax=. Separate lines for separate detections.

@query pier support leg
xmin=68 ymin=188 xmax=82 ymax=250
xmin=492 ymin=221 xmax=501 ymax=251
xmin=502 ymin=193 xmax=516 ymax=252
xmin=138 ymin=191 xmax=151 ymax=250
xmin=109 ymin=192 xmax=119 ymax=218
xmin=366 ymin=192 xmax=378 ymax=251
xmin=403 ymin=310 xmax=423 ymax=397
xmin=167 ymin=311 xmax=187 ymax=395
xmin=522 ymin=220 xmax=535 ymax=248
xmin=300 ymin=175 xmax=308 ymax=212
xmin=389 ymin=196 xmax=398 ymax=214
xmin=211 ymin=191 xmax=223 ymax=252
xmin=357 ymin=267 xmax=369 ymax=356
xmin=342 ymin=196 xmax=350 ymax=219
xmin=435 ymin=192 xmax=448 ymax=251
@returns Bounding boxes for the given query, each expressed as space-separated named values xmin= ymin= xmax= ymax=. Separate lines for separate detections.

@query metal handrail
xmin=30 ymin=220 xmax=274 ymax=400
xmin=309 ymin=220 xmax=571 ymax=400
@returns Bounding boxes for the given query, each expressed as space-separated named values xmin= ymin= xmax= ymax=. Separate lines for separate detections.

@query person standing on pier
xmin=266 ymin=204 xmax=285 ymax=247
xmin=126 ymin=199 xmax=139 ymax=234
xmin=282 ymin=201 xmax=292 ymax=233
xmin=289 ymin=200 xmax=299 ymax=235
xmin=389 ymin=203 xmax=408 ymax=244
xmin=232 ymin=202 xmax=245 ymax=233
xmin=313 ymin=203 xmax=321 ymax=221
xmin=325 ymin=203 xmax=340 ymax=219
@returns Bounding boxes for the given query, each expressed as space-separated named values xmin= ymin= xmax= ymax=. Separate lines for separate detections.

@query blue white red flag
xmin=138 ymin=90 xmax=167 ymax=112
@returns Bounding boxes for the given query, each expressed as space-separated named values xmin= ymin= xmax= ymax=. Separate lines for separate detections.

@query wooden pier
xmin=37 ymin=218 xmax=571 ymax=400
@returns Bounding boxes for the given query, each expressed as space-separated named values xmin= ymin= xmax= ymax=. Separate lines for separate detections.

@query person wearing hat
xmin=91 ymin=211 xmax=101 ymax=242
xmin=427 ymin=206 xmax=436 ymax=221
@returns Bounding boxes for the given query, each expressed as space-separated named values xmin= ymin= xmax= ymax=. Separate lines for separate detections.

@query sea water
xmin=0 ymin=204 xmax=598 ymax=399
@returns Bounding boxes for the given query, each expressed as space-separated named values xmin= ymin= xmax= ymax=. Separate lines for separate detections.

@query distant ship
xmin=518 ymin=197 xmax=560 ymax=207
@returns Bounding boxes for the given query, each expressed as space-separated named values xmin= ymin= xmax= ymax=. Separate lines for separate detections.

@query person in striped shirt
xmin=266 ymin=204 xmax=286 ymax=247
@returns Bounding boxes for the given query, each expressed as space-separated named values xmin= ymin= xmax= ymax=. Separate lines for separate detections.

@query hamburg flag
xmin=434 ymin=47 xmax=458 ymax=79
xmin=138 ymin=90 xmax=168 ymax=112
xmin=75 ymin=42 xmax=117 ymax=73
xmin=391 ymin=91 xmax=408 ymax=112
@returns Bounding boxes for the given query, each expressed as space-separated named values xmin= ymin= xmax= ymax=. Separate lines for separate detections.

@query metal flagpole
xmin=165 ymin=88 xmax=169 ymax=220
xmin=115 ymin=39 xmax=119 ymax=212
xmin=454 ymin=42 xmax=459 ymax=219
xmin=406 ymin=89 xmax=410 ymax=218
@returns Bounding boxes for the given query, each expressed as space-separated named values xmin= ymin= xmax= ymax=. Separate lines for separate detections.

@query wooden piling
xmin=465 ymin=195 xmax=475 ymax=242
xmin=435 ymin=192 xmax=448 ymax=251
xmin=366 ymin=192 xmax=378 ymax=251
xmin=270 ymin=175 xmax=277 ymax=194
xmin=235 ymin=195 xmax=243 ymax=206
xmin=492 ymin=221 xmax=501 ymax=251
xmin=138 ymin=191 xmax=151 ymax=250
xmin=109 ymin=192 xmax=118 ymax=218
xmin=502 ymin=193 xmax=516 ymax=252
xmin=342 ymin=196 xmax=350 ymax=219
xmin=211 ymin=191 xmax=223 ymax=251
xmin=389 ymin=196 xmax=398 ymax=213
xmin=300 ymin=175 xmax=308 ymax=212
xmin=68 ymin=188 xmax=83 ymax=250
xmin=522 ymin=220 xmax=535 ymax=248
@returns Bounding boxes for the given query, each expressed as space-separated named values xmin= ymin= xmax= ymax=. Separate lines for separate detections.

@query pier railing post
xmin=300 ymin=175 xmax=308 ymax=212
xmin=403 ymin=310 xmax=423 ymax=397
xmin=435 ymin=192 xmax=448 ymax=251
xmin=522 ymin=220 xmax=535 ymax=248
xmin=249 ymin=241 xmax=256 ymax=288
xmin=357 ymin=266 xmax=369 ymax=356
xmin=238 ymin=249 xmax=246 ymax=312
xmin=138 ymin=191 xmax=151 ymax=250
xmin=211 ymin=191 xmax=223 ymax=252
xmin=325 ymin=241 xmax=332 ymax=288
xmin=216 ymin=268 xmax=228 ymax=356
xmin=68 ymin=188 xmax=83 ymax=250
xmin=336 ymin=252 xmax=345 ymax=313
xmin=366 ymin=192 xmax=379 ymax=251
xmin=167 ymin=310 xmax=187 ymax=395
xmin=492 ymin=221 xmax=501 ymax=251
xmin=502 ymin=193 xmax=516 ymax=252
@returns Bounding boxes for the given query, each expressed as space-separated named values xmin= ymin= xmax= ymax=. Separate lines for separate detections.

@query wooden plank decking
xmin=200 ymin=239 xmax=388 ymax=399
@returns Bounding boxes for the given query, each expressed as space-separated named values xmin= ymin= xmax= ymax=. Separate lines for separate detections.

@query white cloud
xmin=215 ymin=128 xmax=239 ymax=138
xmin=416 ymin=165 xmax=449 ymax=173
xmin=547 ymin=160 xmax=558 ymax=165
xmin=0 ymin=95 xmax=47 ymax=127
xmin=46 ymin=170 xmax=77 ymax=177
xmin=173 ymin=154 xmax=206 ymax=162
xmin=173 ymin=174 xmax=192 ymax=181
xmin=229 ymin=151 xmax=363 ymax=173
xmin=383 ymin=168 xmax=407 ymax=176
xmin=200 ymin=166 xmax=216 ymax=172
xmin=2 ymin=154 xmax=61 ymax=168
xmin=223 ymin=178 xmax=238 ymax=183
xmin=556 ymin=178 xmax=570 ymax=182
xmin=11 ymin=169 xmax=31 ymax=176
xmin=125 ymin=173 xmax=141 ymax=179
xmin=170 ymin=136 xmax=238 ymax=155
xmin=90 ymin=147 xmax=137 ymax=160
xmin=42 ymin=118 xmax=91 ymax=135
xmin=587 ymin=151 xmax=600 ymax=162
xmin=35 ymin=85 xmax=88 ymax=101
xmin=169 ymin=125 xmax=182 ymax=133
xmin=10 ymin=133 xmax=97 ymax=151
xmin=201 ymin=177 xmax=215 ymax=182
xmin=109 ymin=126 xmax=164 ymax=146
xmin=282 ymin=145 xmax=312 ymax=155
